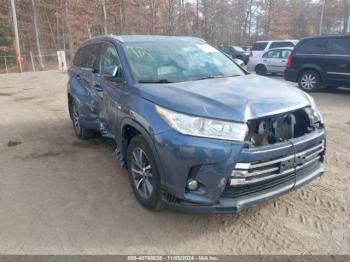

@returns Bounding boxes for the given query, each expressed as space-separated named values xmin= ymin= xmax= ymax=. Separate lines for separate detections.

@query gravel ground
xmin=0 ymin=71 xmax=349 ymax=255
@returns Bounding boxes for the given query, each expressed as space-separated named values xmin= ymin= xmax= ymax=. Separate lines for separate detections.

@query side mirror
xmin=103 ymin=65 xmax=118 ymax=78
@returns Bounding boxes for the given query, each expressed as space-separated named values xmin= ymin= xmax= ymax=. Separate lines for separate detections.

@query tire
xmin=71 ymin=100 xmax=95 ymax=139
xmin=298 ymin=70 xmax=321 ymax=92
xmin=255 ymin=64 xmax=268 ymax=76
xmin=127 ymin=135 xmax=163 ymax=210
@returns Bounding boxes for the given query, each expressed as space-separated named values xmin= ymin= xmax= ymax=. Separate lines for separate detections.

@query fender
xmin=119 ymin=117 xmax=167 ymax=186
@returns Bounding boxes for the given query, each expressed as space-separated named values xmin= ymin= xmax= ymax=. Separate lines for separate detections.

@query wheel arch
xmin=119 ymin=118 xmax=166 ymax=184
xmin=255 ymin=63 xmax=267 ymax=71
xmin=297 ymin=65 xmax=324 ymax=82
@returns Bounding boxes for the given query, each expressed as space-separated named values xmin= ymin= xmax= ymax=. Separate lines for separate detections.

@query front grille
xmin=222 ymin=141 xmax=325 ymax=198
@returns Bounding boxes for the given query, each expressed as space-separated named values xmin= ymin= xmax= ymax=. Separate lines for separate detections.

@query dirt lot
xmin=0 ymin=71 xmax=349 ymax=255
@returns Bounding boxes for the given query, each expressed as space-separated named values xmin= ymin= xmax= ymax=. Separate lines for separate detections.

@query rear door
xmin=278 ymin=49 xmax=292 ymax=72
xmin=262 ymin=49 xmax=281 ymax=72
xmin=70 ymin=43 xmax=101 ymax=120
xmin=325 ymin=36 xmax=350 ymax=86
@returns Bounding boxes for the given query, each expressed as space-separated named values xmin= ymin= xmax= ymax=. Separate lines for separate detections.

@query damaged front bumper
xmin=156 ymin=128 xmax=325 ymax=214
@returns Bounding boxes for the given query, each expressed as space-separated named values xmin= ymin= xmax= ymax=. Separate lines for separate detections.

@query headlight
xmin=305 ymin=95 xmax=323 ymax=124
xmin=156 ymin=105 xmax=248 ymax=141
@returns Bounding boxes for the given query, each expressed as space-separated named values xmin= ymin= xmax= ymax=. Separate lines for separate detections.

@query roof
xmin=299 ymin=34 xmax=350 ymax=41
xmin=88 ymin=34 xmax=206 ymax=44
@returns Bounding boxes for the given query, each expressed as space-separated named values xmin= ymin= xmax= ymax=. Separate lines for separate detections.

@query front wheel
xmin=298 ymin=70 xmax=321 ymax=92
xmin=127 ymin=135 xmax=163 ymax=210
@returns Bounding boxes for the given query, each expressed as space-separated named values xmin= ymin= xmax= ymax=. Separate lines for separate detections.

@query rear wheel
xmin=255 ymin=64 xmax=268 ymax=76
xmin=127 ymin=135 xmax=163 ymax=210
xmin=71 ymin=100 xmax=95 ymax=139
xmin=298 ymin=70 xmax=321 ymax=92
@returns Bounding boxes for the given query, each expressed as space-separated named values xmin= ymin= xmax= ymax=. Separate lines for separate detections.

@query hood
xmin=137 ymin=74 xmax=311 ymax=122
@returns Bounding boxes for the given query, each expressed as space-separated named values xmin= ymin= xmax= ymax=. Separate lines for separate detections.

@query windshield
xmin=123 ymin=41 xmax=244 ymax=83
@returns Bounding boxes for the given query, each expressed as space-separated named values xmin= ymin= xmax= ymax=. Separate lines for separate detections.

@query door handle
xmin=282 ymin=60 xmax=286 ymax=62
xmin=263 ymin=59 xmax=267 ymax=62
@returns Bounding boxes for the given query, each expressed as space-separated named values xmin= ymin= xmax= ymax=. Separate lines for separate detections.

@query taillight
xmin=286 ymin=56 xmax=293 ymax=69
xmin=249 ymin=51 xmax=253 ymax=57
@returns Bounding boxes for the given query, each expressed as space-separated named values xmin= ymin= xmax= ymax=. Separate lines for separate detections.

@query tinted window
xmin=296 ymin=39 xmax=328 ymax=54
xmin=252 ymin=42 xmax=268 ymax=51
xmin=281 ymin=50 xmax=292 ymax=59
xmin=263 ymin=50 xmax=280 ymax=58
xmin=99 ymin=42 xmax=122 ymax=77
xmin=73 ymin=43 xmax=100 ymax=69
xmin=269 ymin=41 xmax=295 ymax=49
xmin=83 ymin=43 xmax=100 ymax=69
xmin=328 ymin=37 xmax=350 ymax=55
xmin=73 ymin=48 xmax=84 ymax=67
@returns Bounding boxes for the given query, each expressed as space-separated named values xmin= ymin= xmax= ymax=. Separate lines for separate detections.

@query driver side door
xmin=96 ymin=41 xmax=125 ymax=138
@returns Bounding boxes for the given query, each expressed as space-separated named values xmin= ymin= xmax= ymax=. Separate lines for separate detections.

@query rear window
xmin=296 ymin=38 xmax=328 ymax=54
xmin=269 ymin=41 xmax=295 ymax=49
xmin=252 ymin=42 xmax=268 ymax=51
xmin=73 ymin=43 xmax=100 ymax=69
xmin=328 ymin=37 xmax=350 ymax=55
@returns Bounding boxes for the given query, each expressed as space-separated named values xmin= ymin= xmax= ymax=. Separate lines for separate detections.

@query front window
xmin=123 ymin=41 xmax=244 ymax=83
xmin=263 ymin=50 xmax=280 ymax=59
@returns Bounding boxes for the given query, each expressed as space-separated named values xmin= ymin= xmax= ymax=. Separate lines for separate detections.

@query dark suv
xmin=285 ymin=35 xmax=350 ymax=92
xmin=218 ymin=45 xmax=250 ymax=64
xmin=68 ymin=35 xmax=325 ymax=213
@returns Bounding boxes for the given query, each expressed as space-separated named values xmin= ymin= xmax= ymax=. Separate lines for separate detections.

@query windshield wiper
xmin=138 ymin=79 xmax=174 ymax=84
xmin=196 ymin=74 xmax=240 ymax=81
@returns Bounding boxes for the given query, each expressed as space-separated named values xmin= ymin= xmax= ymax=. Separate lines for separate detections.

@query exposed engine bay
xmin=245 ymin=107 xmax=320 ymax=147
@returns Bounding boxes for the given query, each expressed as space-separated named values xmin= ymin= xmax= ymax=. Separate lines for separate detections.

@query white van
xmin=247 ymin=40 xmax=298 ymax=72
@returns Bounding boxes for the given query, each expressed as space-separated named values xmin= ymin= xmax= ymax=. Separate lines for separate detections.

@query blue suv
xmin=68 ymin=35 xmax=325 ymax=213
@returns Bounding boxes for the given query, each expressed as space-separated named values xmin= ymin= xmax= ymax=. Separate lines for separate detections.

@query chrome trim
xmin=235 ymin=141 xmax=324 ymax=170
xmin=230 ymin=141 xmax=324 ymax=186
xmin=327 ymin=72 xmax=350 ymax=76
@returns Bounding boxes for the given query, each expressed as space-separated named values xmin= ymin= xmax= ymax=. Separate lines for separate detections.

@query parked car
xmin=248 ymin=40 xmax=298 ymax=72
xmin=233 ymin=58 xmax=247 ymax=70
xmin=285 ymin=35 xmax=350 ymax=92
xmin=218 ymin=45 xmax=250 ymax=64
xmin=253 ymin=47 xmax=293 ymax=75
xmin=68 ymin=35 xmax=325 ymax=213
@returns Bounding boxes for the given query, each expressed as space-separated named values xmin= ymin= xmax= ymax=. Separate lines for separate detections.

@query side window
xmin=264 ymin=50 xmax=280 ymax=58
xmin=269 ymin=42 xmax=295 ymax=49
xmin=82 ymin=43 xmax=100 ymax=70
xmin=281 ymin=50 xmax=291 ymax=59
xmin=328 ymin=37 xmax=350 ymax=55
xmin=252 ymin=42 xmax=268 ymax=51
xmin=99 ymin=42 xmax=122 ymax=77
xmin=296 ymin=39 xmax=328 ymax=54
xmin=73 ymin=48 xmax=83 ymax=67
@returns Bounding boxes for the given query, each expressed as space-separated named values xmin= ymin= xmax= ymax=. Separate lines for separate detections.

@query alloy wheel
xmin=130 ymin=147 xmax=154 ymax=199
xmin=300 ymin=73 xmax=317 ymax=90
xmin=72 ymin=103 xmax=81 ymax=134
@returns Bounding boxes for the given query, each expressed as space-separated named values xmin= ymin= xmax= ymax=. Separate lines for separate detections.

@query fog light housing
xmin=187 ymin=179 xmax=199 ymax=191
